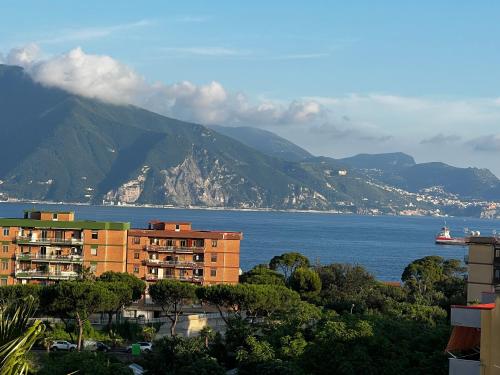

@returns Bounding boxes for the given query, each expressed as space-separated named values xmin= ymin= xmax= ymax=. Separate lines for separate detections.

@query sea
xmin=2 ymin=202 xmax=500 ymax=281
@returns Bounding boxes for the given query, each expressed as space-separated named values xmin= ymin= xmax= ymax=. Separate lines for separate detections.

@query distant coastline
xmin=0 ymin=198 xmax=452 ymax=218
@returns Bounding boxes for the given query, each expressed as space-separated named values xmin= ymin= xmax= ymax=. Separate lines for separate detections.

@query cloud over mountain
xmin=5 ymin=44 xmax=327 ymax=127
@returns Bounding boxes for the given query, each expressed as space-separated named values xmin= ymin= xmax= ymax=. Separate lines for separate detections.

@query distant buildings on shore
xmin=0 ymin=210 xmax=242 ymax=286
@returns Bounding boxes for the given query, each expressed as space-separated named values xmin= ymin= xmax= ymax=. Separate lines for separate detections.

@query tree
xmin=149 ymin=280 xmax=197 ymax=336
xmin=142 ymin=336 xmax=225 ymax=375
xmin=316 ymin=263 xmax=378 ymax=313
xmin=0 ymin=285 xmax=41 ymax=306
xmin=95 ymin=281 xmax=133 ymax=329
xmin=196 ymin=284 xmax=301 ymax=327
xmin=42 ymin=281 xmax=114 ymax=350
xmin=142 ymin=325 xmax=156 ymax=341
xmin=240 ymin=264 xmax=285 ymax=286
xmin=98 ymin=271 xmax=146 ymax=301
xmin=289 ymin=267 xmax=321 ymax=299
xmin=269 ymin=253 xmax=310 ymax=283
xmin=77 ymin=266 xmax=96 ymax=281
xmin=402 ymin=256 xmax=466 ymax=305
xmin=0 ymin=296 xmax=45 ymax=375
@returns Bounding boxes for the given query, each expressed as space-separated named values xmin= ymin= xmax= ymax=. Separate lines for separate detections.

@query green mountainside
xmin=0 ymin=64 xmax=413 ymax=212
xmin=0 ymin=64 xmax=498 ymax=216
xmin=208 ymin=125 xmax=313 ymax=161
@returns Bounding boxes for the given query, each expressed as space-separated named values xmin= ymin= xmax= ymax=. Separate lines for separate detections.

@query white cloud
xmin=6 ymin=43 xmax=41 ymax=67
xmin=36 ymin=20 xmax=153 ymax=44
xmin=8 ymin=45 xmax=327 ymax=126
xmin=29 ymin=47 xmax=147 ymax=104
xmin=5 ymin=44 xmax=500 ymax=175
xmin=159 ymin=46 xmax=250 ymax=57
xmin=466 ymin=135 xmax=500 ymax=152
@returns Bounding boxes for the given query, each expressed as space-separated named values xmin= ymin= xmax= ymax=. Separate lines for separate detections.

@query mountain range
xmin=0 ymin=64 xmax=499 ymax=216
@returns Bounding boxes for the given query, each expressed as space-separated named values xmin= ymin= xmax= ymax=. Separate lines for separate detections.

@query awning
xmin=446 ymin=326 xmax=481 ymax=353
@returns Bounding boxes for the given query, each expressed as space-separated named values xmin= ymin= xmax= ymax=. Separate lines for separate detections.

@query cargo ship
xmin=435 ymin=227 xmax=467 ymax=245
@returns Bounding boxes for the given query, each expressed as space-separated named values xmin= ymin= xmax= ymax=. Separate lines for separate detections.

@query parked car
xmin=126 ymin=342 xmax=152 ymax=353
xmin=51 ymin=340 xmax=77 ymax=351
xmin=95 ymin=341 xmax=111 ymax=352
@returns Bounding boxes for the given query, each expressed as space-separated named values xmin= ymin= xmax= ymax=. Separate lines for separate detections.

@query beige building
xmin=466 ymin=237 xmax=500 ymax=303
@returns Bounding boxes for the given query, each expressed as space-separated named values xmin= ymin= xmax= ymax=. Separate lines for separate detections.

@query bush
xmin=38 ymin=351 xmax=132 ymax=375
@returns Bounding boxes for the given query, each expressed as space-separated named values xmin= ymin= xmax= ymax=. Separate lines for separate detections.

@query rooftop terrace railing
xmin=15 ymin=236 xmax=83 ymax=246
xmin=15 ymin=253 xmax=83 ymax=262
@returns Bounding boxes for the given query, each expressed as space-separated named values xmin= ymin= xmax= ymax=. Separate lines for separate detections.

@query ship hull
xmin=435 ymin=237 xmax=466 ymax=245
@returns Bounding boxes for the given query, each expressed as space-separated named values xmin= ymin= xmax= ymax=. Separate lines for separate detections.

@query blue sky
xmin=2 ymin=1 xmax=500 ymax=174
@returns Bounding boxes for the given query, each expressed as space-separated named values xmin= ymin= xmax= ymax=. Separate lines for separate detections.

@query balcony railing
xmin=145 ymin=273 xmax=203 ymax=283
xmin=15 ymin=270 xmax=79 ymax=280
xmin=144 ymin=245 xmax=204 ymax=253
xmin=448 ymin=358 xmax=480 ymax=375
xmin=143 ymin=259 xmax=203 ymax=268
xmin=15 ymin=253 xmax=83 ymax=263
xmin=15 ymin=236 xmax=83 ymax=246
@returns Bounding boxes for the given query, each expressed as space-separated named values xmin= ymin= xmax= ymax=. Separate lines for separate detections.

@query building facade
xmin=465 ymin=237 xmax=500 ymax=303
xmin=0 ymin=211 xmax=242 ymax=286
xmin=447 ymin=237 xmax=500 ymax=374
xmin=127 ymin=220 xmax=242 ymax=285
xmin=0 ymin=210 xmax=129 ymax=285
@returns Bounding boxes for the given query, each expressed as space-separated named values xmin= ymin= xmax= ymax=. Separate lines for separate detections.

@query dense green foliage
xmin=240 ymin=264 xmax=285 ymax=286
xmin=0 ymin=252 xmax=463 ymax=374
xmin=37 ymin=351 xmax=132 ymax=375
xmin=0 ymin=296 xmax=45 ymax=375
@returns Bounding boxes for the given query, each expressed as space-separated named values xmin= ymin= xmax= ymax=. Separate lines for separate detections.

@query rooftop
xmin=129 ymin=228 xmax=243 ymax=240
xmin=452 ymin=303 xmax=495 ymax=310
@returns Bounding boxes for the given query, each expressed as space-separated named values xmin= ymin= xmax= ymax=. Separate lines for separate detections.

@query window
xmin=90 ymin=263 xmax=97 ymax=273
xmin=180 ymin=240 xmax=187 ymax=247
xmin=211 ymin=240 xmax=218 ymax=247
xmin=90 ymin=246 xmax=98 ymax=256
xmin=495 ymin=247 xmax=500 ymax=259
xmin=134 ymin=252 xmax=140 ymax=259
xmin=167 ymin=239 xmax=174 ymax=246
xmin=52 ymin=213 xmax=58 ymax=220
xmin=1 ymin=261 xmax=8 ymax=271
xmin=210 ymin=268 xmax=217 ymax=277
xmin=495 ymin=268 xmax=500 ymax=282
xmin=133 ymin=237 xmax=140 ymax=244
xmin=175 ymin=224 xmax=180 ymax=231
xmin=133 ymin=265 xmax=139 ymax=273
xmin=91 ymin=231 xmax=98 ymax=240
xmin=211 ymin=254 xmax=217 ymax=263
xmin=2 ymin=245 xmax=8 ymax=253
xmin=2 ymin=228 xmax=9 ymax=236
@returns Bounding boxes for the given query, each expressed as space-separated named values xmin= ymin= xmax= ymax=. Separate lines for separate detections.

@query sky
xmin=1 ymin=1 xmax=500 ymax=175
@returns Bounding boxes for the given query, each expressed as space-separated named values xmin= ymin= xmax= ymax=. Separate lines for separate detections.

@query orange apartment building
xmin=0 ymin=210 xmax=129 ymax=285
xmin=127 ymin=220 xmax=242 ymax=285
xmin=0 ymin=211 xmax=242 ymax=286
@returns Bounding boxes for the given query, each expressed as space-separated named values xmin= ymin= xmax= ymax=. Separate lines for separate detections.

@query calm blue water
xmin=1 ymin=202 xmax=499 ymax=281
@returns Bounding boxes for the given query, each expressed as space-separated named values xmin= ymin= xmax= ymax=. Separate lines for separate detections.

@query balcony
xmin=15 ymin=270 xmax=79 ymax=280
xmin=448 ymin=358 xmax=480 ymax=375
xmin=145 ymin=273 xmax=203 ymax=283
xmin=143 ymin=259 xmax=203 ymax=268
xmin=15 ymin=253 xmax=83 ymax=263
xmin=15 ymin=236 xmax=83 ymax=246
xmin=450 ymin=307 xmax=481 ymax=329
xmin=145 ymin=245 xmax=204 ymax=254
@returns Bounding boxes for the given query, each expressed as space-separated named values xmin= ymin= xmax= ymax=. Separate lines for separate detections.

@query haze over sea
xmin=1 ymin=202 xmax=499 ymax=281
